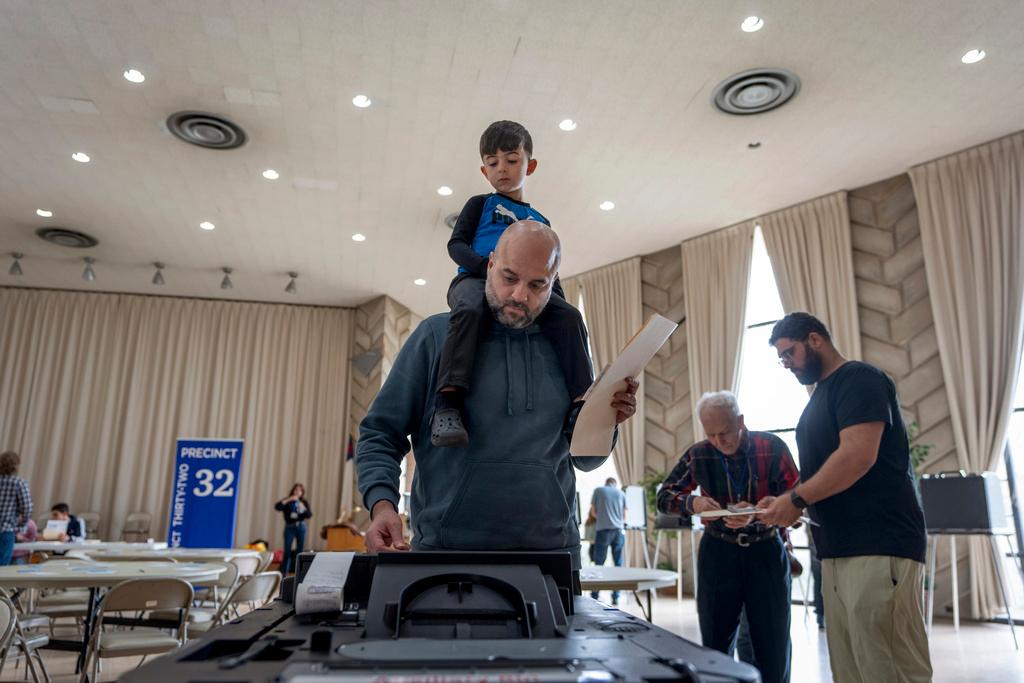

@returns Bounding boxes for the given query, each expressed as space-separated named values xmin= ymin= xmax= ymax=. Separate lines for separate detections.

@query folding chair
xmin=187 ymin=572 xmax=281 ymax=636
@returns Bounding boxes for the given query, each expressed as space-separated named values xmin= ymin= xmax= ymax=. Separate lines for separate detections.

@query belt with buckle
xmin=704 ymin=526 xmax=777 ymax=548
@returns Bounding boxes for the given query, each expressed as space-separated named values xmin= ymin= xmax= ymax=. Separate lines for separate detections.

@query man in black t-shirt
xmin=758 ymin=312 xmax=931 ymax=683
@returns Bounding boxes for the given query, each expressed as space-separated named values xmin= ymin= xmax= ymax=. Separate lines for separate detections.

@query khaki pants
xmin=822 ymin=556 xmax=932 ymax=683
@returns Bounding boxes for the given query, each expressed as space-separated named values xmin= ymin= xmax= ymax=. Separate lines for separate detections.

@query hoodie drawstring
xmin=505 ymin=334 xmax=514 ymax=416
xmin=525 ymin=331 xmax=534 ymax=412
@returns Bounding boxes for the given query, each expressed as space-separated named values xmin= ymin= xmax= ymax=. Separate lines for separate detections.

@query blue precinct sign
xmin=167 ymin=438 xmax=244 ymax=548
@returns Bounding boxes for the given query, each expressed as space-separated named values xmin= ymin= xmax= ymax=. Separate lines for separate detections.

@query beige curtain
xmin=560 ymin=276 xmax=583 ymax=310
xmin=0 ymin=288 xmax=352 ymax=549
xmin=681 ymin=223 xmax=755 ymax=439
xmin=760 ymin=192 xmax=862 ymax=360
xmin=909 ymin=131 xmax=1024 ymax=620
xmin=573 ymin=259 xmax=645 ymax=565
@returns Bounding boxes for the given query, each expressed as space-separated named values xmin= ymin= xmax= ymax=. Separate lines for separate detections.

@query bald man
xmin=357 ymin=221 xmax=639 ymax=567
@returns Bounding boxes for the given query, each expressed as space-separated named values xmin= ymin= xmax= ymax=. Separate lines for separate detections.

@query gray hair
xmin=695 ymin=391 xmax=742 ymax=420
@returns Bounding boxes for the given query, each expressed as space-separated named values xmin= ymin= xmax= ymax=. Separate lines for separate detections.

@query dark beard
xmin=795 ymin=346 xmax=824 ymax=385
xmin=484 ymin=276 xmax=545 ymax=329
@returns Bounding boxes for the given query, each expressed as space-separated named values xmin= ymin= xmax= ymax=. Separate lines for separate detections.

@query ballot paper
xmin=295 ymin=551 xmax=354 ymax=615
xmin=697 ymin=508 xmax=765 ymax=520
xmin=41 ymin=519 xmax=69 ymax=541
xmin=569 ymin=314 xmax=678 ymax=457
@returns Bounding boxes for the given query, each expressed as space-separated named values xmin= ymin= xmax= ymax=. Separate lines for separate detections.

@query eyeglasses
xmin=776 ymin=341 xmax=803 ymax=367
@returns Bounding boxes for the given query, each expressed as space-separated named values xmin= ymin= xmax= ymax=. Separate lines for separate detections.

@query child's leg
xmin=436 ymin=275 xmax=489 ymax=392
xmin=537 ymin=293 xmax=593 ymax=400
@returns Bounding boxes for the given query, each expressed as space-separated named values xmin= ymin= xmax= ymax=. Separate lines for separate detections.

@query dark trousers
xmin=436 ymin=274 xmax=592 ymax=400
xmin=282 ymin=522 xmax=306 ymax=575
xmin=697 ymin=533 xmax=792 ymax=683
xmin=0 ymin=531 xmax=14 ymax=565
xmin=590 ymin=528 xmax=625 ymax=602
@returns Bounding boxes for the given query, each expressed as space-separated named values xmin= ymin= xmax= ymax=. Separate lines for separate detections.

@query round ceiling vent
xmin=35 ymin=227 xmax=99 ymax=248
xmin=711 ymin=68 xmax=800 ymax=115
xmin=166 ymin=111 xmax=247 ymax=149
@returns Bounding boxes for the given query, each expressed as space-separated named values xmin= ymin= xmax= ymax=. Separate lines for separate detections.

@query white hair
xmin=695 ymin=391 xmax=742 ymax=420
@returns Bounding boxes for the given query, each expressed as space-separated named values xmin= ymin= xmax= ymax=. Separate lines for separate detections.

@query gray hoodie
xmin=356 ymin=313 xmax=606 ymax=567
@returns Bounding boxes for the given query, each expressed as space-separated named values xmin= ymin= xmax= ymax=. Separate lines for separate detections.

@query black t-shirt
xmin=796 ymin=361 xmax=926 ymax=562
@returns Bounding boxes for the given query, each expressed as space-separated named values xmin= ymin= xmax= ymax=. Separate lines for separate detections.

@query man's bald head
xmin=494 ymin=220 xmax=561 ymax=274
xmin=485 ymin=220 xmax=562 ymax=329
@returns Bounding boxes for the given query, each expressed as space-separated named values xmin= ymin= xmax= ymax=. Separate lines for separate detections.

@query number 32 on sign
xmin=167 ymin=438 xmax=245 ymax=548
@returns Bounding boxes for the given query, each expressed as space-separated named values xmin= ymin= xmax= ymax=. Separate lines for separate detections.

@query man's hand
xmin=690 ymin=496 xmax=721 ymax=515
xmin=612 ymin=377 xmax=640 ymax=424
xmin=364 ymin=501 xmax=410 ymax=552
xmin=757 ymin=493 xmax=802 ymax=528
xmin=723 ymin=500 xmax=754 ymax=529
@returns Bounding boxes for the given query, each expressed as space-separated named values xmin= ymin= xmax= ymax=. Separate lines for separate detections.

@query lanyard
xmin=718 ymin=453 xmax=752 ymax=505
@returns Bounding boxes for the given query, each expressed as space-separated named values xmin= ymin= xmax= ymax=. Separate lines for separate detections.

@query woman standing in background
xmin=275 ymin=483 xmax=312 ymax=574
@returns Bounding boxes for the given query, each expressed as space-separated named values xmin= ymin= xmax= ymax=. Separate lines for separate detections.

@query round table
xmin=0 ymin=560 xmax=226 ymax=675
xmin=83 ymin=548 xmax=261 ymax=563
xmin=13 ymin=540 xmax=168 ymax=554
xmin=578 ymin=566 xmax=678 ymax=622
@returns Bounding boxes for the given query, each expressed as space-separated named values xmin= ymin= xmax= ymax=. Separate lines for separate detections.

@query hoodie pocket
xmin=440 ymin=460 xmax=571 ymax=550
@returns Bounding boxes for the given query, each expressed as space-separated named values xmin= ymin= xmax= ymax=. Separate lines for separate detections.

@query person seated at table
xmin=49 ymin=503 xmax=86 ymax=542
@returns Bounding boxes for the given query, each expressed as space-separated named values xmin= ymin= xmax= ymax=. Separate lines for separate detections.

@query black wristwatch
xmin=790 ymin=490 xmax=809 ymax=510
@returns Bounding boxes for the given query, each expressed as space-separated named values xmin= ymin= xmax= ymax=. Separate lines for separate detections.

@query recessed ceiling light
xmin=413 ymin=278 xmax=427 ymax=286
xmin=71 ymin=152 xmax=90 ymax=163
xmin=741 ymin=16 xmax=764 ymax=32
xmin=559 ymin=119 xmax=577 ymax=131
xmin=262 ymin=169 xmax=280 ymax=180
xmin=123 ymin=68 xmax=145 ymax=83
xmin=36 ymin=209 xmax=53 ymax=218
xmin=199 ymin=221 xmax=216 ymax=231
xmin=352 ymin=94 xmax=372 ymax=108
xmin=961 ymin=49 xmax=986 ymax=64
xmin=599 ymin=201 xmax=615 ymax=211
xmin=352 ymin=233 xmax=367 ymax=242
xmin=437 ymin=186 xmax=453 ymax=196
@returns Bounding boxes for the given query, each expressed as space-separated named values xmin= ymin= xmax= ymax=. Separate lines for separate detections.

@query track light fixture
xmin=82 ymin=257 xmax=96 ymax=281
xmin=285 ymin=271 xmax=298 ymax=294
xmin=220 ymin=267 xmax=233 ymax=290
xmin=9 ymin=253 xmax=23 ymax=276
xmin=152 ymin=262 xmax=165 ymax=285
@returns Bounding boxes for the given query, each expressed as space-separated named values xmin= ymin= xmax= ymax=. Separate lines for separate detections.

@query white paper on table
xmin=569 ymin=314 xmax=678 ymax=457
xmin=295 ymin=551 xmax=354 ymax=615
xmin=697 ymin=508 xmax=766 ymax=519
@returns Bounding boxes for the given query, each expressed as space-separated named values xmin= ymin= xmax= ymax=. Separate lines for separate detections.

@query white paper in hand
xmin=570 ymin=314 xmax=678 ymax=457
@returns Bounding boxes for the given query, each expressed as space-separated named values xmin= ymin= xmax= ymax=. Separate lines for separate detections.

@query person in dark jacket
xmin=50 ymin=502 xmax=85 ymax=542
xmin=357 ymin=221 xmax=638 ymax=568
xmin=275 ymin=483 xmax=312 ymax=575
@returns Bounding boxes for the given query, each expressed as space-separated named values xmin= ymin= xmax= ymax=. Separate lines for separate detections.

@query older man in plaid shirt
xmin=0 ymin=451 xmax=33 ymax=566
xmin=657 ymin=391 xmax=799 ymax=683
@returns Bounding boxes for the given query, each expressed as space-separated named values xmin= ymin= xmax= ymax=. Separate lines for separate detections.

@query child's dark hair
xmin=480 ymin=121 xmax=533 ymax=159
xmin=51 ymin=502 xmax=70 ymax=514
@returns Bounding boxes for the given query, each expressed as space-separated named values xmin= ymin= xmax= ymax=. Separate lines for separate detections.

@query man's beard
xmin=795 ymin=346 xmax=824 ymax=385
xmin=485 ymin=277 xmax=546 ymax=329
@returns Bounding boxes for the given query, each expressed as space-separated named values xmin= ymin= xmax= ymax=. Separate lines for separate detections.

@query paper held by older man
xmin=697 ymin=507 xmax=766 ymax=520
xmin=569 ymin=314 xmax=677 ymax=457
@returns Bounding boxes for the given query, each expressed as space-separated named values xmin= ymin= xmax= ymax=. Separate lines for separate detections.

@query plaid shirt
xmin=0 ymin=475 xmax=32 ymax=533
xmin=657 ymin=430 xmax=799 ymax=534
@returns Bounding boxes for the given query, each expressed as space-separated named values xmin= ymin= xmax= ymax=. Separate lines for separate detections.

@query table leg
xmin=950 ymin=536 xmax=959 ymax=632
xmin=989 ymin=535 xmax=1019 ymax=650
xmin=926 ymin=535 xmax=937 ymax=633
xmin=676 ymin=532 xmax=682 ymax=604
xmin=76 ymin=587 xmax=101 ymax=676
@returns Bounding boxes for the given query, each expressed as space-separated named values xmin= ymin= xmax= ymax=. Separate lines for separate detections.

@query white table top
xmin=13 ymin=541 xmax=168 ymax=553
xmin=84 ymin=548 xmax=261 ymax=562
xmin=0 ymin=560 xmax=226 ymax=589
xmin=578 ymin=566 xmax=678 ymax=591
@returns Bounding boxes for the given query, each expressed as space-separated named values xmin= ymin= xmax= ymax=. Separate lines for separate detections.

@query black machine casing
xmin=121 ymin=551 xmax=760 ymax=682
xmin=920 ymin=471 xmax=1010 ymax=533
